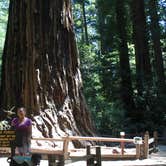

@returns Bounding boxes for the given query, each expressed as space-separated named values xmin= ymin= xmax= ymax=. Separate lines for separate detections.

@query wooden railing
xmin=30 ymin=131 xmax=158 ymax=165
xmin=0 ymin=131 xmax=158 ymax=166
xmin=135 ymin=131 xmax=158 ymax=159
xmin=32 ymin=136 xmax=134 ymax=158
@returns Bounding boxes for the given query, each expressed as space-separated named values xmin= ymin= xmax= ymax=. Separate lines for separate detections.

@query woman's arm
xmin=11 ymin=118 xmax=17 ymax=127
xmin=27 ymin=124 xmax=32 ymax=138
xmin=27 ymin=119 xmax=32 ymax=139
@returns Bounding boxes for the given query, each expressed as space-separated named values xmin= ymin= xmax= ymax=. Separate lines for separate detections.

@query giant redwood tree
xmin=148 ymin=0 xmax=165 ymax=94
xmin=0 ymin=0 xmax=94 ymax=138
xmin=116 ymin=0 xmax=135 ymax=117
xmin=131 ymin=0 xmax=152 ymax=95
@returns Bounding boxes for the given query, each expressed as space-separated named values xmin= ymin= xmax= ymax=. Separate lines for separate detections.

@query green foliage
xmin=78 ymin=42 xmax=126 ymax=135
xmin=0 ymin=0 xmax=9 ymax=51
xmin=0 ymin=0 xmax=165 ymax=136
xmin=0 ymin=0 xmax=9 ymax=81
xmin=73 ymin=0 xmax=97 ymax=43
xmin=95 ymin=101 xmax=125 ymax=135
xmin=72 ymin=0 xmax=166 ymax=136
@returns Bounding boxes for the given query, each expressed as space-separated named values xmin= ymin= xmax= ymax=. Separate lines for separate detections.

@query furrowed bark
xmin=0 ymin=0 xmax=94 ymax=142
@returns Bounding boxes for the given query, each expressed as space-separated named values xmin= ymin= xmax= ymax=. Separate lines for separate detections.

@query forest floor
xmin=0 ymin=145 xmax=166 ymax=166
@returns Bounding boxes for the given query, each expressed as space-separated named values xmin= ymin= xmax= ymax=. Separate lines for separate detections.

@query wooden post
xmin=136 ymin=144 xmax=141 ymax=159
xmin=87 ymin=146 xmax=91 ymax=166
xmin=96 ymin=146 xmax=101 ymax=166
xmin=144 ymin=131 xmax=149 ymax=159
xmin=87 ymin=145 xmax=91 ymax=156
xmin=153 ymin=131 xmax=158 ymax=147
xmin=58 ymin=155 xmax=64 ymax=166
xmin=10 ymin=141 xmax=16 ymax=157
xmin=140 ymin=144 xmax=144 ymax=159
xmin=48 ymin=154 xmax=56 ymax=166
xmin=120 ymin=132 xmax=125 ymax=155
xmin=86 ymin=146 xmax=94 ymax=166
xmin=63 ymin=137 xmax=69 ymax=160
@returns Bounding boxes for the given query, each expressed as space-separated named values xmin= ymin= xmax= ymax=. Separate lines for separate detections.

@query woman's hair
xmin=17 ymin=107 xmax=26 ymax=113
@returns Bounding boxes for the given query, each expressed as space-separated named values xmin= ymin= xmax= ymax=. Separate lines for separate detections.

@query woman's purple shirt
xmin=12 ymin=117 xmax=32 ymax=132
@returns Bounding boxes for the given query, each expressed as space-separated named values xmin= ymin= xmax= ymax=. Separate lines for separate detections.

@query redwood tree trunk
xmin=116 ymin=0 xmax=135 ymax=117
xmin=81 ymin=0 xmax=89 ymax=45
xmin=0 ymin=0 xmax=94 ymax=138
xmin=148 ymin=0 xmax=165 ymax=93
xmin=131 ymin=0 xmax=152 ymax=95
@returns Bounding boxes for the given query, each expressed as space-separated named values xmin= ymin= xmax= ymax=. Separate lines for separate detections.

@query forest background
xmin=0 ymin=0 xmax=166 ymax=136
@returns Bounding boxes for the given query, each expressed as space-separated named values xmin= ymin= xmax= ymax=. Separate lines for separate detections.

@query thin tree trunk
xmin=148 ymin=0 xmax=165 ymax=93
xmin=0 ymin=0 xmax=94 ymax=140
xmin=131 ymin=0 xmax=152 ymax=95
xmin=96 ymin=1 xmax=105 ymax=55
xmin=116 ymin=0 xmax=135 ymax=116
xmin=81 ymin=0 xmax=89 ymax=45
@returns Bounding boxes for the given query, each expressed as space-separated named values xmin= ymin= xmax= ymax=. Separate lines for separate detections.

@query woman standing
xmin=12 ymin=107 xmax=32 ymax=156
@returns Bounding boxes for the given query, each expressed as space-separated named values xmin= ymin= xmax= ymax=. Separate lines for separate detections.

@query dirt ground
xmin=0 ymin=145 xmax=166 ymax=166
xmin=67 ymin=145 xmax=166 ymax=166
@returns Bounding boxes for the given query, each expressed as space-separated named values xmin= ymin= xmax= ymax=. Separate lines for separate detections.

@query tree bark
xmin=0 ymin=0 xmax=94 ymax=139
xmin=116 ymin=0 xmax=135 ymax=116
xmin=148 ymin=0 xmax=165 ymax=93
xmin=131 ymin=0 xmax=152 ymax=95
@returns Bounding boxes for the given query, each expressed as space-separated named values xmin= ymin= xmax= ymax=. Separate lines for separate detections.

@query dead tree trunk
xmin=0 ymin=0 xmax=94 ymax=139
